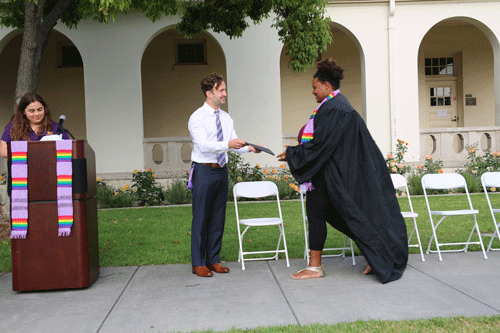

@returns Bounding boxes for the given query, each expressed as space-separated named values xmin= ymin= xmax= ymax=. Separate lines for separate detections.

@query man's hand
xmin=277 ymin=144 xmax=288 ymax=162
xmin=248 ymin=144 xmax=262 ymax=153
xmin=228 ymin=138 xmax=247 ymax=149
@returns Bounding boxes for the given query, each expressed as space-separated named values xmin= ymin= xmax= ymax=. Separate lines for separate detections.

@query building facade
xmin=1 ymin=0 xmax=500 ymax=178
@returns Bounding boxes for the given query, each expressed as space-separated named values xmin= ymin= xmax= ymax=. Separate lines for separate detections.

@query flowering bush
xmin=227 ymin=152 xmax=300 ymax=200
xmin=96 ymin=179 xmax=137 ymax=208
xmin=463 ymin=143 xmax=500 ymax=175
xmin=132 ymin=169 xmax=164 ymax=206
xmin=407 ymin=154 xmax=445 ymax=195
xmin=385 ymin=139 xmax=412 ymax=175
xmin=227 ymin=152 xmax=264 ymax=182
xmin=420 ymin=155 xmax=444 ymax=175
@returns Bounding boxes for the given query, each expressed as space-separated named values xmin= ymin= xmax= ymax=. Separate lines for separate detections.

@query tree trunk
xmin=14 ymin=0 xmax=76 ymax=104
xmin=14 ymin=0 xmax=40 ymax=103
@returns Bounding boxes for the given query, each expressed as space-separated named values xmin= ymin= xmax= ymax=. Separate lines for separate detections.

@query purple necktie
xmin=215 ymin=110 xmax=226 ymax=167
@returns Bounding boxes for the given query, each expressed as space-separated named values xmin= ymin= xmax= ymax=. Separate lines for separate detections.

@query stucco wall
xmin=141 ymin=30 xmax=226 ymax=138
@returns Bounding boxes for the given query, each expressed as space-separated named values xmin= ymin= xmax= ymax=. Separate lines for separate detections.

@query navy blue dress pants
xmin=191 ymin=163 xmax=229 ymax=267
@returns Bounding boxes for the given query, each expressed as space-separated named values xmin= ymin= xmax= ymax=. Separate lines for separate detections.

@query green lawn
xmin=1 ymin=192 xmax=500 ymax=271
xmin=1 ymin=193 xmax=500 ymax=332
xmin=183 ymin=315 xmax=500 ymax=333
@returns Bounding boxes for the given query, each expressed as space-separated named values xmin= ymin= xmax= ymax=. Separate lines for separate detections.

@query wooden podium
xmin=9 ymin=140 xmax=99 ymax=291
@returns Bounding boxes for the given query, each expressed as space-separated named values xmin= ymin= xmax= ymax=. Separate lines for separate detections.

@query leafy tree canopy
xmin=0 ymin=0 xmax=331 ymax=72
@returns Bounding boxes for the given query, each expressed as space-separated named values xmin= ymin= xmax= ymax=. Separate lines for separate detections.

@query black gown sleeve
xmin=286 ymin=100 xmax=352 ymax=184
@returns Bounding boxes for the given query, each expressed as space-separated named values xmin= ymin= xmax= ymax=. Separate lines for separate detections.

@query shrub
xmin=227 ymin=151 xmax=264 ymax=182
xmin=462 ymin=143 xmax=500 ymax=176
xmin=132 ymin=169 xmax=164 ymax=206
xmin=385 ymin=139 xmax=412 ymax=175
xmin=164 ymin=179 xmax=192 ymax=205
xmin=96 ymin=180 xmax=137 ymax=208
xmin=227 ymin=151 xmax=300 ymax=201
xmin=407 ymin=172 xmax=424 ymax=196
xmin=455 ymin=170 xmax=483 ymax=194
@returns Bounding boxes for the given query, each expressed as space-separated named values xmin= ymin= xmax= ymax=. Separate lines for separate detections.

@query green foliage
xmin=96 ymin=180 xmax=137 ymax=208
xmin=131 ymin=169 xmax=164 ymax=206
xmin=272 ymin=0 xmax=331 ymax=72
xmin=385 ymin=139 xmax=412 ymax=175
xmin=462 ymin=143 xmax=500 ymax=176
xmin=417 ymin=155 xmax=444 ymax=175
xmin=407 ymin=172 xmax=424 ymax=196
xmin=227 ymin=151 xmax=264 ymax=183
xmin=177 ymin=0 xmax=332 ymax=72
xmin=227 ymin=151 xmax=300 ymax=201
xmin=163 ymin=179 xmax=192 ymax=205
xmin=0 ymin=0 xmax=83 ymax=29
xmin=455 ymin=169 xmax=483 ymax=194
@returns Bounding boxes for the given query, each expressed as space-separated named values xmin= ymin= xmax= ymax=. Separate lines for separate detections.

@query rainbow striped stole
xmin=10 ymin=141 xmax=28 ymax=239
xmin=56 ymin=140 xmax=73 ymax=236
xmin=300 ymin=90 xmax=338 ymax=145
xmin=298 ymin=90 xmax=340 ymax=193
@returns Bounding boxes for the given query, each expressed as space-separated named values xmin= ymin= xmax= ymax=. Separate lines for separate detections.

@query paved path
xmin=1 ymin=252 xmax=500 ymax=333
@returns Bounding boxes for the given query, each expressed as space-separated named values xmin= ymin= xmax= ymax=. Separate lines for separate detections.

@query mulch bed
xmin=0 ymin=209 xmax=10 ymax=241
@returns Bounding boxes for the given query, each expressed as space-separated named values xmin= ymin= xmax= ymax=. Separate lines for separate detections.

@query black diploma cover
xmin=245 ymin=142 xmax=275 ymax=156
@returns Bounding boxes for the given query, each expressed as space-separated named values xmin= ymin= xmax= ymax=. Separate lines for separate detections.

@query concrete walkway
xmin=1 ymin=252 xmax=500 ymax=333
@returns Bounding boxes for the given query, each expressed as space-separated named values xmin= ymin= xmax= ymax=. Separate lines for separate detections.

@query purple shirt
xmin=1 ymin=121 xmax=70 ymax=143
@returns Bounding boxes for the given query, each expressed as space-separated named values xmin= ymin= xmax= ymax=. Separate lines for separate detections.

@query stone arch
xmin=0 ymin=29 xmax=86 ymax=139
xmin=279 ymin=22 xmax=365 ymax=140
xmin=141 ymin=26 xmax=227 ymax=139
xmin=418 ymin=17 xmax=499 ymax=128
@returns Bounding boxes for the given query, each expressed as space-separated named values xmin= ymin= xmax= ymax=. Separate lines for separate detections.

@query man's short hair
xmin=201 ymin=73 xmax=225 ymax=97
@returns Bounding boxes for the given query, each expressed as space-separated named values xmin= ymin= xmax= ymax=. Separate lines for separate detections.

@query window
xmin=425 ymin=57 xmax=453 ymax=76
xmin=58 ymin=44 xmax=83 ymax=68
xmin=430 ymin=86 xmax=451 ymax=106
xmin=176 ymin=39 xmax=206 ymax=65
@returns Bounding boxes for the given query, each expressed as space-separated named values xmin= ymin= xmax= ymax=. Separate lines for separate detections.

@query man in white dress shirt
xmin=188 ymin=73 xmax=260 ymax=277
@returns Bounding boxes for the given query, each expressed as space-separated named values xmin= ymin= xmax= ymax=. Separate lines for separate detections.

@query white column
xmin=59 ymin=18 xmax=147 ymax=174
xmin=214 ymin=18 xmax=284 ymax=167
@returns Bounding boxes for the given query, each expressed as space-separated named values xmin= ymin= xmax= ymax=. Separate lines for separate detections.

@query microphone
xmin=56 ymin=115 xmax=66 ymax=135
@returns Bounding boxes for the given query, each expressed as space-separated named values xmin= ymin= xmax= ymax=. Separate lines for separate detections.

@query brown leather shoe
xmin=207 ymin=263 xmax=230 ymax=273
xmin=192 ymin=266 xmax=213 ymax=277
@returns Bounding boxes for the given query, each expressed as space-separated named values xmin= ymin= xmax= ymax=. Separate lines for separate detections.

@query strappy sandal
xmin=290 ymin=265 xmax=325 ymax=280
xmin=363 ymin=264 xmax=374 ymax=275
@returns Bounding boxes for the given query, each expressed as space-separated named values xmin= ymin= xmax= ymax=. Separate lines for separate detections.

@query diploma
xmin=245 ymin=142 xmax=275 ymax=156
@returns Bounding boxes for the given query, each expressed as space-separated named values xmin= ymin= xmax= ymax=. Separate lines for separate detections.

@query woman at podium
xmin=0 ymin=93 xmax=69 ymax=157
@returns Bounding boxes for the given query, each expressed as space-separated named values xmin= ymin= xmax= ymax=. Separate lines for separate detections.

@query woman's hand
xmin=0 ymin=140 xmax=7 ymax=158
xmin=277 ymin=144 xmax=288 ymax=162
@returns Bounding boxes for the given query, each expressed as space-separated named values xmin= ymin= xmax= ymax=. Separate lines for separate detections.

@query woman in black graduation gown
xmin=277 ymin=59 xmax=408 ymax=284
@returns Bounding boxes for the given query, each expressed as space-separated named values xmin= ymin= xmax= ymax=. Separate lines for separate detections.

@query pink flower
xmin=387 ymin=154 xmax=393 ymax=159
xmin=392 ymin=167 xmax=397 ymax=172
xmin=417 ymin=165 xmax=424 ymax=169
xmin=398 ymin=163 xmax=403 ymax=168
xmin=425 ymin=155 xmax=432 ymax=160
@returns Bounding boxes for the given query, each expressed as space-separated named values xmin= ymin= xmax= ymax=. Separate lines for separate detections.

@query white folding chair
xmin=233 ymin=181 xmax=290 ymax=270
xmin=300 ymin=185 xmax=356 ymax=266
xmin=481 ymin=172 xmax=500 ymax=251
xmin=421 ymin=173 xmax=488 ymax=261
xmin=390 ymin=174 xmax=425 ymax=262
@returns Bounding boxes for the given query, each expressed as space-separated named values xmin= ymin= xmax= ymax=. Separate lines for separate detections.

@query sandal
xmin=290 ymin=265 xmax=325 ymax=280
xmin=363 ymin=264 xmax=374 ymax=275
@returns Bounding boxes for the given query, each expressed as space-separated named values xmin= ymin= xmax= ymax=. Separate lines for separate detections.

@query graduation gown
xmin=287 ymin=93 xmax=408 ymax=284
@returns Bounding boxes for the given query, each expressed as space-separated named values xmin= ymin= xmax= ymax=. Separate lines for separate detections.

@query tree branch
xmin=31 ymin=0 xmax=76 ymax=92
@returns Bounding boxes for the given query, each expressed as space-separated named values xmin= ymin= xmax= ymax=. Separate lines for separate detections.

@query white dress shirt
xmin=188 ymin=102 xmax=249 ymax=163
